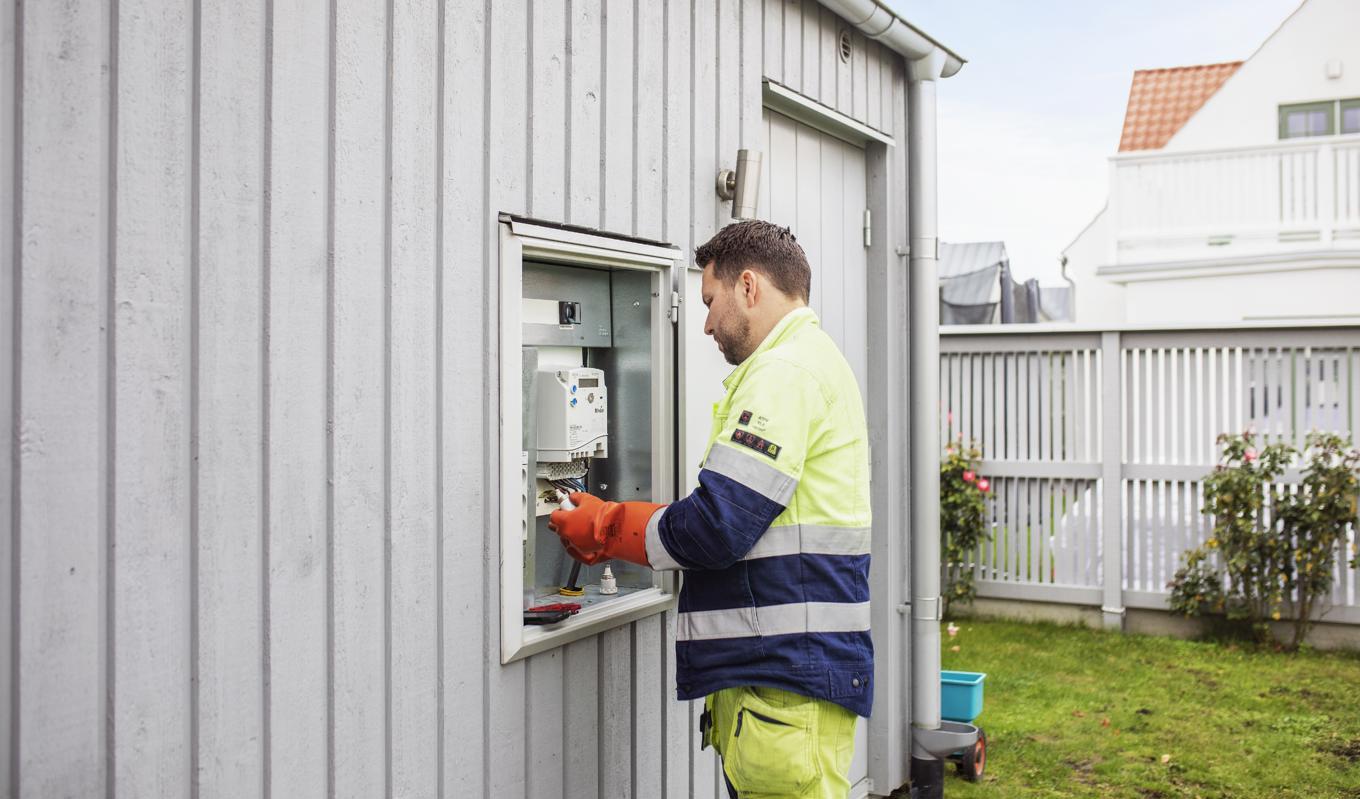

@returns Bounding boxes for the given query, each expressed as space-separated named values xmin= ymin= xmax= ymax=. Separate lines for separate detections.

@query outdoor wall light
xmin=716 ymin=149 xmax=763 ymax=219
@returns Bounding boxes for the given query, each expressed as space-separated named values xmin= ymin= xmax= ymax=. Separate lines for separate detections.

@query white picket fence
xmin=939 ymin=323 xmax=1360 ymax=627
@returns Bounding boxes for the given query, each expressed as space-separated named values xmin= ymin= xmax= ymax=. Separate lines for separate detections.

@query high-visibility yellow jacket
xmin=644 ymin=307 xmax=874 ymax=716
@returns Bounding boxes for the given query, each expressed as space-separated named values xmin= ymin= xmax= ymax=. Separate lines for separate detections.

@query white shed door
xmin=761 ymin=110 xmax=869 ymax=393
xmin=760 ymin=109 xmax=872 ymax=794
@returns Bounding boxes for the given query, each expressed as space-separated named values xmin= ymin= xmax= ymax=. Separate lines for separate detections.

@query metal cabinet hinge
xmin=668 ymin=290 xmax=681 ymax=324
xmin=863 ymin=209 xmax=872 ymax=248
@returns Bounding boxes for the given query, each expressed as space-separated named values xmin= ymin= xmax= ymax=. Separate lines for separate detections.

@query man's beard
xmin=715 ymin=315 xmax=753 ymax=366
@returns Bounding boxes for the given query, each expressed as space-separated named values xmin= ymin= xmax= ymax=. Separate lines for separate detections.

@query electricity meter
xmin=536 ymin=367 xmax=608 ymax=462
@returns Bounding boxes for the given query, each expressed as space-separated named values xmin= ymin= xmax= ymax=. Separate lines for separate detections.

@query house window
xmin=1279 ymin=102 xmax=1334 ymax=139
xmin=1343 ymin=99 xmax=1360 ymax=135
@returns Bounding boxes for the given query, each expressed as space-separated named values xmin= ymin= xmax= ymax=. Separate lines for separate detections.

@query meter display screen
xmin=578 ymin=378 xmax=598 ymax=388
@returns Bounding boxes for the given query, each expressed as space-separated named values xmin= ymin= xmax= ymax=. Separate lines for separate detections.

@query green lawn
xmin=926 ymin=619 xmax=1360 ymax=798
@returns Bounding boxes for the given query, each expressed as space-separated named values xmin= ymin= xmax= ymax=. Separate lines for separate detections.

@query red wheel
xmin=959 ymin=728 xmax=986 ymax=782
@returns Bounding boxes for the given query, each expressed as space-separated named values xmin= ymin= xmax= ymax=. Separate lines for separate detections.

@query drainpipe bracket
xmin=909 ymin=236 xmax=938 ymax=260
xmin=911 ymin=595 xmax=941 ymax=621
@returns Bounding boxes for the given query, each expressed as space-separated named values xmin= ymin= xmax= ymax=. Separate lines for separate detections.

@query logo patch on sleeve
xmin=731 ymin=429 xmax=780 ymax=460
xmin=738 ymin=410 xmax=753 ymax=425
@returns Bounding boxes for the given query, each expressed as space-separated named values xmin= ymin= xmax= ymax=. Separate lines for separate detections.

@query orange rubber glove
xmin=548 ymin=492 xmax=665 ymax=568
xmin=548 ymin=492 xmax=610 ymax=564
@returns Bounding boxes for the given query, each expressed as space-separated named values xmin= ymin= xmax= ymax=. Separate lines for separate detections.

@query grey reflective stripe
xmin=742 ymin=524 xmax=872 ymax=561
xmin=702 ymin=443 xmax=797 ymax=505
xmin=675 ymin=601 xmax=871 ymax=642
xmin=644 ymin=506 xmax=682 ymax=571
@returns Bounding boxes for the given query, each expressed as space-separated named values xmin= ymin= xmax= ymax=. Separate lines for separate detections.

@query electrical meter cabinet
xmin=498 ymin=215 xmax=683 ymax=663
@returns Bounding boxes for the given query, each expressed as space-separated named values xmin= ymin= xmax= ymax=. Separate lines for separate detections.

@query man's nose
xmin=703 ymin=314 xmax=715 ymax=336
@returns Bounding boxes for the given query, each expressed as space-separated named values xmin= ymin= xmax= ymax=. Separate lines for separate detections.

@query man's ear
xmin=740 ymin=269 xmax=760 ymax=307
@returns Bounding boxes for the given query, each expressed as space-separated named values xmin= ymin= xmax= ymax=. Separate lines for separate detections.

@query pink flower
xmin=962 ymin=471 xmax=976 ymax=483
xmin=946 ymin=447 xmax=955 ymax=456
xmin=1244 ymin=450 xmax=1257 ymax=463
xmin=977 ymin=478 xmax=990 ymax=492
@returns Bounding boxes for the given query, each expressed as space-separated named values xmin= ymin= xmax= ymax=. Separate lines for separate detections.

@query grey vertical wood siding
xmin=762 ymin=0 xmax=896 ymax=135
xmin=4 ymin=1 xmax=914 ymax=797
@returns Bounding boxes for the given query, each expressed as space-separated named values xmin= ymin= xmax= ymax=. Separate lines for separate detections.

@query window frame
xmin=1341 ymin=98 xmax=1360 ymax=136
xmin=1278 ymin=101 xmax=1336 ymax=140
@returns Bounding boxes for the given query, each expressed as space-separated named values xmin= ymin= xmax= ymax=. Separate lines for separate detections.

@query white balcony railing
xmin=1107 ymin=134 xmax=1360 ymax=267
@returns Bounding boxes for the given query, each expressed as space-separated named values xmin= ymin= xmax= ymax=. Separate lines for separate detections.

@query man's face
xmin=701 ymin=263 xmax=754 ymax=366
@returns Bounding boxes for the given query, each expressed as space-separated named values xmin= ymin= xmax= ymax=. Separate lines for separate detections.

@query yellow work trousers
xmin=705 ymin=685 xmax=859 ymax=799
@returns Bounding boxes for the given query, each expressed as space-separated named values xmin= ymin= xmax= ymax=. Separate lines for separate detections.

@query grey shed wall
xmin=3 ymin=1 xmax=913 ymax=797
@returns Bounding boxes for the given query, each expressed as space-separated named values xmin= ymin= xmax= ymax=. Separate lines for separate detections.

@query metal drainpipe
xmin=908 ymin=49 xmax=945 ymax=799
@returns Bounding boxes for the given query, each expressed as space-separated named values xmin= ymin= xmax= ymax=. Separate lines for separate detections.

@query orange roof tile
xmin=1118 ymin=61 xmax=1243 ymax=151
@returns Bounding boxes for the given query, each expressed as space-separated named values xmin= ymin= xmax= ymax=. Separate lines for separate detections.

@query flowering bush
xmin=942 ymin=441 xmax=992 ymax=617
xmin=1169 ymin=431 xmax=1360 ymax=649
xmin=1166 ymin=546 xmax=1225 ymax=618
xmin=1275 ymin=432 xmax=1360 ymax=649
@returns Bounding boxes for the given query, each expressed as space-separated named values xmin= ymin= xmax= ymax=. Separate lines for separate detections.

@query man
xmin=550 ymin=220 xmax=872 ymax=798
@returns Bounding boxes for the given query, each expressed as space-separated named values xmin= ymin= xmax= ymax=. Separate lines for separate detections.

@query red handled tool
xmin=523 ymin=601 xmax=582 ymax=626
xmin=527 ymin=602 xmax=581 ymax=614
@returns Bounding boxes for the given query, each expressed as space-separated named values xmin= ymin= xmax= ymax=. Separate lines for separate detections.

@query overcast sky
xmin=891 ymin=0 xmax=1304 ymax=283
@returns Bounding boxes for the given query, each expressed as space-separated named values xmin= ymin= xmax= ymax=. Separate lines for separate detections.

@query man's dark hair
xmin=694 ymin=220 xmax=812 ymax=302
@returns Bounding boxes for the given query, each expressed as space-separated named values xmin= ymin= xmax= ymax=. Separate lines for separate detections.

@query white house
xmin=1064 ymin=0 xmax=1360 ymax=324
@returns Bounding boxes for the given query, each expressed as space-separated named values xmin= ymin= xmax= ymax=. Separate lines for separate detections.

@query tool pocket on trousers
xmin=723 ymin=696 xmax=818 ymax=796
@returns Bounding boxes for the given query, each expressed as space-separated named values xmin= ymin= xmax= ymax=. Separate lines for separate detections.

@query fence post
xmin=1319 ymin=142 xmax=1336 ymax=246
xmin=1101 ymin=331 xmax=1126 ymax=630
